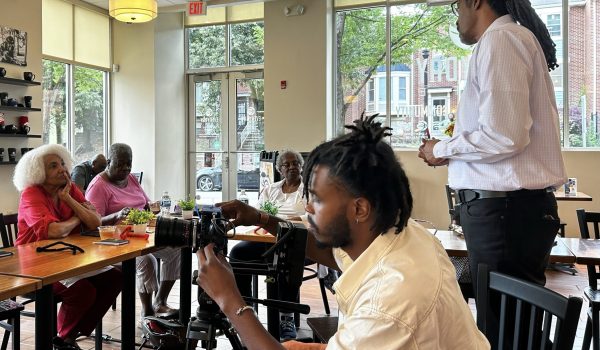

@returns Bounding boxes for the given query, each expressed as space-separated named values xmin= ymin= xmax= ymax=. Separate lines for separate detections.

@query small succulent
xmin=178 ymin=197 xmax=196 ymax=211
xmin=123 ymin=208 xmax=155 ymax=225
xmin=259 ymin=200 xmax=280 ymax=216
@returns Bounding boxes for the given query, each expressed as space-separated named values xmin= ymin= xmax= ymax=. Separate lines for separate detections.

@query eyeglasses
xmin=281 ymin=161 xmax=301 ymax=169
xmin=36 ymin=241 xmax=85 ymax=255
xmin=451 ymin=1 xmax=459 ymax=16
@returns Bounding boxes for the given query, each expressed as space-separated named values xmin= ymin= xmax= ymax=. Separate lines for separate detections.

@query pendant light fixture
xmin=109 ymin=0 xmax=158 ymax=24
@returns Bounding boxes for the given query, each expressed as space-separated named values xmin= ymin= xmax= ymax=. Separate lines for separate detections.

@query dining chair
xmin=131 ymin=171 xmax=143 ymax=185
xmin=577 ymin=208 xmax=600 ymax=350
xmin=476 ymin=264 xmax=582 ymax=350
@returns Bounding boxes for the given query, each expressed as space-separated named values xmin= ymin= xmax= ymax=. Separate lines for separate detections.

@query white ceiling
xmin=82 ymin=0 xmax=189 ymax=10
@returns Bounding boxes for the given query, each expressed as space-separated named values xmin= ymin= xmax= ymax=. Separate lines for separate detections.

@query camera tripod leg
xmin=185 ymin=313 xmax=246 ymax=350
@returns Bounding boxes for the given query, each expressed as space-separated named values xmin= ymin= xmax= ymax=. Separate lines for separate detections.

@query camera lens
xmin=155 ymin=216 xmax=192 ymax=247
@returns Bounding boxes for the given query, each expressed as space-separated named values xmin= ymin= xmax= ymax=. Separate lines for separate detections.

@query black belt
xmin=456 ymin=188 xmax=553 ymax=205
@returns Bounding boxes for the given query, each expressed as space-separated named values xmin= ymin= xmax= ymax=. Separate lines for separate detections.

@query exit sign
xmin=188 ymin=1 xmax=207 ymax=16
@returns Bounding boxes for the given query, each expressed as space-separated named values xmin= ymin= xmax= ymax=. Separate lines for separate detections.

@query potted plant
xmin=260 ymin=200 xmax=280 ymax=216
xmin=124 ymin=208 xmax=155 ymax=233
xmin=178 ymin=197 xmax=196 ymax=220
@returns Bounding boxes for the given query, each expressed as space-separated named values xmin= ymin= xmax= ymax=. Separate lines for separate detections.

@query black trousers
xmin=229 ymin=241 xmax=299 ymax=304
xmin=459 ymin=192 xmax=559 ymax=349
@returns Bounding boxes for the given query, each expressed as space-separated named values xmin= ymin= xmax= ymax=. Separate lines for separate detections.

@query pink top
xmin=86 ymin=173 xmax=149 ymax=216
xmin=16 ymin=185 xmax=87 ymax=245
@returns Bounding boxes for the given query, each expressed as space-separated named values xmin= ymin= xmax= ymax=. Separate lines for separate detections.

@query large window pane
xmin=42 ymin=60 xmax=67 ymax=146
xmin=230 ymin=22 xmax=264 ymax=66
xmin=188 ymin=25 xmax=226 ymax=69
xmin=564 ymin=0 xmax=599 ymax=147
xmin=73 ymin=66 xmax=105 ymax=165
xmin=335 ymin=4 xmax=472 ymax=147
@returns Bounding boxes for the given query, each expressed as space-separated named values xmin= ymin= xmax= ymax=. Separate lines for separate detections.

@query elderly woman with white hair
xmin=13 ymin=144 xmax=122 ymax=350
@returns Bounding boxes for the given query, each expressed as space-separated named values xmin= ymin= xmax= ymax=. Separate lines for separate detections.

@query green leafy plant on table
xmin=259 ymin=200 xmax=280 ymax=216
xmin=178 ymin=197 xmax=196 ymax=211
xmin=123 ymin=208 xmax=155 ymax=225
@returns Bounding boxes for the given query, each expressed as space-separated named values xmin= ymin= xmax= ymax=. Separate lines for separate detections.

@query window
xmin=42 ymin=60 xmax=108 ymax=164
xmin=398 ymin=77 xmax=407 ymax=101
xmin=334 ymin=1 xmax=600 ymax=149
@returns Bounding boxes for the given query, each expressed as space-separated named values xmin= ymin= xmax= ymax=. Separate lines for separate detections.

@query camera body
xmin=155 ymin=205 xmax=227 ymax=253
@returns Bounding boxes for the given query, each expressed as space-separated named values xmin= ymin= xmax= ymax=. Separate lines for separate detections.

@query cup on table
xmin=98 ymin=225 xmax=117 ymax=240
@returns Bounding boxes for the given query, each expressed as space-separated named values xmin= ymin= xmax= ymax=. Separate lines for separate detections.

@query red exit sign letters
xmin=188 ymin=1 xmax=207 ymax=16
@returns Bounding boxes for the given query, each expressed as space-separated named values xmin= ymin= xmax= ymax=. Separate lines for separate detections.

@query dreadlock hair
xmin=485 ymin=0 xmax=558 ymax=71
xmin=302 ymin=114 xmax=413 ymax=235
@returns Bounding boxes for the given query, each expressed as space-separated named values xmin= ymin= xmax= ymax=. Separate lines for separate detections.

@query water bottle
xmin=239 ymin=189 xmax=249 ymax=205
xmin=160 ymin=191 xmax=172 ymax=216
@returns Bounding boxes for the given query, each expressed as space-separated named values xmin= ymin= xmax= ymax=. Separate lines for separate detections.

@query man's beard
xmin=307 ymin=210 xmax=351 ymax=249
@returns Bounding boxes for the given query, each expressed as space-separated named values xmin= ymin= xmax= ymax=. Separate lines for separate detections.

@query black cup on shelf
xmin=8 ymin=148 xmax=16 ymax=162
xmin=6 ymin=98 xmax=18 ymax=107
xmin=20 ymin=148 xmax=29 ymax=156
xmin=23 ymin=72 xmax=35 ymax=81
xmin=0 ymin=148 xmax=4 ymax=162
xmin=23 ymin=96 xmax=32 ymax=108
xmin=3 ymin=124 xmax=17 ymax=134
xmin=0 ymin=67 xmax=5 ymax=78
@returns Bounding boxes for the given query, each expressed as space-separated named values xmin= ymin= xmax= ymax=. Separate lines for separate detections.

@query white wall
xmin=111 ymin=20 xmax=157 ymax=198
xmin=264 ymin=0 xmax=329 ymax=151
xmin=0 ymin=0 xmax=43 ymax=214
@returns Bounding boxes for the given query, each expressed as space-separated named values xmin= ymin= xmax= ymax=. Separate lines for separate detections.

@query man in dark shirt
xmin=71 ymin=154 xmax=107 ymax=192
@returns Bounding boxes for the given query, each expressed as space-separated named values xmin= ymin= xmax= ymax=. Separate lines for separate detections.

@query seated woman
xmin=86 ymin=143 xmax=180 ymax=318
xmin=13 ymin=144 xmax=122 ymax=350
xmin=229 ymin=149 xmax=306 ymax=341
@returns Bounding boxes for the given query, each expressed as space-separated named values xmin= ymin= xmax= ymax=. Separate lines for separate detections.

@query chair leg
xmin=252 ymin=275 xmax=259 ymax=312
xmin=111 ymin=299 xmax=116 ymax=311
xmin=593 ymin=307 xmax=600 ymax=350
xmin=95 ymin=321 xmax=102 ymax=349
xmin=584 ymin=317 xmax=593 ymax=350
xmin=12 ymin=317 xmax=19 ymax=350
xmin=1 ymin=328 xmax=9 ymax=350
xmin=318 ymin=278 xmax=330 ymax=315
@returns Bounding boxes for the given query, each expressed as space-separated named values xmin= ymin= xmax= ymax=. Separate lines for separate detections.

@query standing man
xmin=418 ymin=0 xmax=566 ymax=346
xmin=71 ymin=154 xmax=107 ymax=192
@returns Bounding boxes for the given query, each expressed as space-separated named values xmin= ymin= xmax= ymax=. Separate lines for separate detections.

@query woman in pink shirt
xmin=13 ymin=144 xmax=122 ymax=350
xmin=86 ymin=143 xmax=180 ymax=319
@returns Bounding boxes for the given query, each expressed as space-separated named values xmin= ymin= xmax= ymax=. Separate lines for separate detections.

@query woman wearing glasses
xmin=13 ymin=144 xmax=122 ymax=350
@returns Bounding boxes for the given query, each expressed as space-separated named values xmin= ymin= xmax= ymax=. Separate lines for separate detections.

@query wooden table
xmin=0 ymin=275 xmax=41 ymax=300
xmin=561 ymin=238 xmax=600 ymax=265
xmin=433 ymin=230 xmax=576 ymax=263
xmin=554 ymin=191 xmax=593 ymax=201
xmin=229 ymin=226 xmax=276 ymax=243
xmin=0 ymin=234 xmax=159 ymax=350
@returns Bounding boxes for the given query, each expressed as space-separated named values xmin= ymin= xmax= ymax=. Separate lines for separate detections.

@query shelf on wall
xmin=0 ymin=134 xmax=41 ymax=138
xmin=0 ymin=161 xmax=17 ymax=165
xmin=0 ymin=106 xmax=41 ymax=112
xmin=0 ymin=77 xmax=41 ymax=86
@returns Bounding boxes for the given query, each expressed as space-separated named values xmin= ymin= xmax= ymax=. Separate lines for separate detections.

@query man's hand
xmin=418 ymin=138 xmax=449 ymax=166
xmin=216 ymin=200 xmax=261 ymax=226
xmin=196 ymin=243 xmax=243 ymax=311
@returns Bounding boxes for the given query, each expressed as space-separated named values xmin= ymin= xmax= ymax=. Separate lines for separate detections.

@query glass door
xmin=189 ymin=72 xmax=264 ymax=206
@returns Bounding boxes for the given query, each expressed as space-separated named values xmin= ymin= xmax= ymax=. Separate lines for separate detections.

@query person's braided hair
xmin=302 ymin=114 xmax=413 ymax=234
xmin=485 ymin=0 xmax=558 ymax=71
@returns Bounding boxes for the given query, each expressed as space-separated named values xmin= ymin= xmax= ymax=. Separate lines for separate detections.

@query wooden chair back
xmin=0 ymin=213 xmax=17 ymax=248
xmin=576 ymin=208 xmax=600 ymax=289
xmin=476 ymin=264 xmax=582 ymax=350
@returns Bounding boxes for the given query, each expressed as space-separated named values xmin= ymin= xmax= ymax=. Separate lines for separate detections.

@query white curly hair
xmin=275 ymin=149 xmax=304 ymax=174
xmin=13 ymin=144 xmax=73 ymax=191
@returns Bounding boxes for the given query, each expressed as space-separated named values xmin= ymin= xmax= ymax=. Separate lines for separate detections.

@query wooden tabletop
xmin=554 ymin=191 xmax=593 ymax=201
xmin=0 ymin=234 xmax=158 ymax=285
xmin=229 ymin=226 xmax=277 ymax=244
xmin=0 ymin=275 xmax=41 ymax=300
xmin=561 ymin=238 xmax=600 ymax=265
xmin=433 ymin=230 xmax=576 ymax=263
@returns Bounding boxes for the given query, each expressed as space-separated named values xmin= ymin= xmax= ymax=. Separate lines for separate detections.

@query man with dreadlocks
xmin=195 ymin=115 xmax=489 ymax=350
xmin=419 ymin=0 xmax=566 ymax=348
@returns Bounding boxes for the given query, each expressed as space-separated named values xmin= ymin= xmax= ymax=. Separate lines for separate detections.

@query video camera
xmin=154 ymin=205 xmax=229 ymax=253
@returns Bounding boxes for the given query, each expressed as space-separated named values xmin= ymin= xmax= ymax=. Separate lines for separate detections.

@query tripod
xmin=185 ymin=296 xmax=244 ymax=350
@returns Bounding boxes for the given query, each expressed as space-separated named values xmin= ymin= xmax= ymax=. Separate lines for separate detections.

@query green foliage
xmin=178 ymin=197 xmax=196 ymax=211
xmin=188 ymin=25 xmax=226 ymax=68
xmin=230 ymin=22 xmax=264 ymax=65
xmin=124 ymin=209 xmax=155 ymax=225
xmin=259 ymin=200 xmax=280 ymax=216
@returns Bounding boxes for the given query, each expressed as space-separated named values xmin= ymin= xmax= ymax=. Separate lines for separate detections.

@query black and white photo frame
xmin=0 ymin=25 xmax=27 ymax=66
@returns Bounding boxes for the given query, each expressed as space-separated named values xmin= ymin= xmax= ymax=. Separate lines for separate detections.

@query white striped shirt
xmin=433 ymin=15 xmax=567 ymax=191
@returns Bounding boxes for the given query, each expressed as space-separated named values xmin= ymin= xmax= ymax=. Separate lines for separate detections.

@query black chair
xmin=476 ymin=264 xmax=582 ymax=350
xmin=444 ymin=185 xmax=474 ymax=300
xmin=131 ymin=172 xmax=143 ymax=185
xmin=0 ymin=299 xmax=25 ymax=350
xmin=577 ymin=208 xmax=600 ymax=350
xmin=0 ymin=214 xmax=17 ymax=249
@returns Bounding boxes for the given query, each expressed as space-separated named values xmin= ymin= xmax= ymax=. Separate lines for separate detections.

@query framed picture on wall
xmin=0 ymin=25 xmax=27 ymax=66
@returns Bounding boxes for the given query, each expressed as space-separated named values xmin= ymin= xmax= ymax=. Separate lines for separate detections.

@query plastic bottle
xmin=160 ymin=191 xmax=172 ymax=216
xmin=239 ymin=189 xmax=249 ymax=205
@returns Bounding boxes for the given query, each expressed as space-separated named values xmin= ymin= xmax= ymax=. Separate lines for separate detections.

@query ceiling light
xmin=109 ymin=0 xmax=158 ymax=24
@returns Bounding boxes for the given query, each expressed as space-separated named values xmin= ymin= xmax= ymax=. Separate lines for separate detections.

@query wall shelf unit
xmin=0 ymin=106 xmax=41 ymax=112
xmin=0 ymin=77 xmax=41 ymax=87
xmin=0 ymin=134 xmax=41 ymax=138
xmin=0 ymin=161 xmax=18 ymax=166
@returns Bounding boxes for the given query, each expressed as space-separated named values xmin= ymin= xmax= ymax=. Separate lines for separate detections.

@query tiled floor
xmin=5 ymin=260 xmax=593 ymax=349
